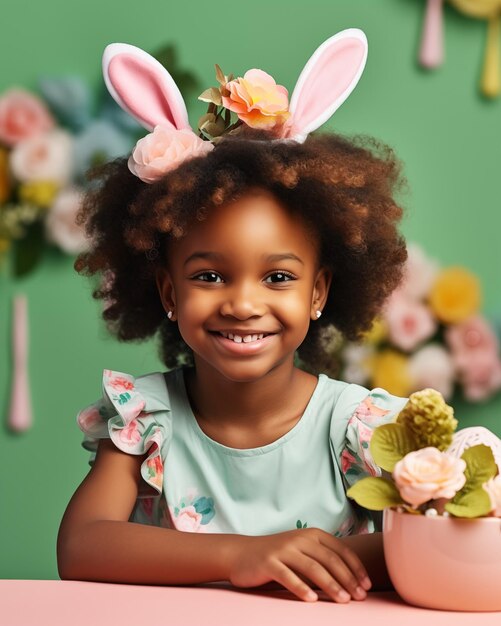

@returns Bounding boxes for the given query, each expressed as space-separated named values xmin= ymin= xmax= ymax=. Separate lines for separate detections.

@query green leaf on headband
xmin=346 ymin=477 xmax=404 ymax=511
xmin=370 ymin=423 xmax=419 ymax=472
xmin=445 ymin=487 xmax=493 ymax=518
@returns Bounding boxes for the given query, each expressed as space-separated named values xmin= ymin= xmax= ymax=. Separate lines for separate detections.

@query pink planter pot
xmin=383 ymin=507 xmax=501 ymax=611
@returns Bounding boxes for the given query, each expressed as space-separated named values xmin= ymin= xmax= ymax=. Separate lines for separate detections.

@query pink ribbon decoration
xmin=419 ymin=0 xmax=445 ymax=69
xmin=8 ymin=294 xmax=32 ymax=432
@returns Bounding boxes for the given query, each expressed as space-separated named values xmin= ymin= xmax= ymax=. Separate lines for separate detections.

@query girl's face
xmin=157 ymin=188 xmax=331 ymax=383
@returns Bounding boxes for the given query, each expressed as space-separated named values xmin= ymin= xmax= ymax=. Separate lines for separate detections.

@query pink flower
xmin=408 ymin=344 xmax=455 ymax=400
xmin=393 ymin=447 xmax=466 ymax=508
xmin=77 ymin=404 xmax=103 ymax=434
xmin=222 ymin=69 xmax=290 ymax=130
xmin=108 ymin=376 xmax=135 ymax=392
xmin=45 ymin=187 xmax=90 ymax=254
xmin=341 ymin=449 xmax=357 ymax=473
xmin=383 ymin=292 xmax=437 ymax=351
xmin=118 ymin=419 xmax=142 ymax=447
xmin=483 ymin=475 xmax=501 ymax=517
xmin=10 ymin=129 xmax=73 ymax=184
xmin=354 ymin=396 xmax=390 ymax=422
xmin=446 ymin=316 xmax=501 ymax=401
xmin=174 ymin=506 xmax=205 ymax=532
xmin=128 ymin=126 xmax=213 ymax=183
xmin=146 ymin=454 xmax=163 ymax=490
xmin=400 ymin=243 xmax=439 ymax=300
xmin=0 ymin=88 xmax=55 ymax=146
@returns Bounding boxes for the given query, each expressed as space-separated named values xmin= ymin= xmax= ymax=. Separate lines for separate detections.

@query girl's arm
xmin=339 ymin=532 xmax=393 ymax=591
xmin=57 ymin=439 xmax=237 ymax=584
xmin=57 ymin=439 xmax=374 ymax=602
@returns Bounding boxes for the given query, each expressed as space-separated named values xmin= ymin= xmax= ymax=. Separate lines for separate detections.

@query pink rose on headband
xmin=0 ymin=89 xmax=55 ymax=146
xmin=128 ymin=126 xmax=214 ymax=183
xmin=393 ymin=447 xmax=466 ymax=508
xmin=223 ymin=70 xmax=290 ymax=130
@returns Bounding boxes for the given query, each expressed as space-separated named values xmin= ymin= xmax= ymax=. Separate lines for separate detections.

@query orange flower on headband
xmin=198 ymin=65 xmax=290 ymax=140
xmin=222 ymin=70 xmax=290 ymax=130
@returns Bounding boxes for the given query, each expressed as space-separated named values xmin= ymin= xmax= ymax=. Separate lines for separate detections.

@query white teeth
xmin=218 ymin=331 xmax=267 ymax=343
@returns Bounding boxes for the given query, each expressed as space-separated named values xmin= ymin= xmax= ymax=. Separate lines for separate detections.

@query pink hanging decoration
xmin=419 ymin=0 xmax=445 ymax=68
xmin=8 ymin=294 xmax=32 ymax=432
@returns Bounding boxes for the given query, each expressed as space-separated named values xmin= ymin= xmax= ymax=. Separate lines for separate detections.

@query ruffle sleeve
xmin=76 ymin=369 xmax=171 ymax=498
xmin=330 ymin=383 xmax=409 ymax=532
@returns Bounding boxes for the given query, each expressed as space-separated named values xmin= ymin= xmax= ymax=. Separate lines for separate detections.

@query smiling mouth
xmin=210 ymin=331 xmax=274 ymax=344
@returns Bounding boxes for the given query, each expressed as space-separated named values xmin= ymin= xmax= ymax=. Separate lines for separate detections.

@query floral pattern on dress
xmin=342 ymin=394 xmax=392 ymax=480
xmin=78 ymin=369 xmax=169 ymax=499
xmin=169 ymin=488 xmax=216 ymax=533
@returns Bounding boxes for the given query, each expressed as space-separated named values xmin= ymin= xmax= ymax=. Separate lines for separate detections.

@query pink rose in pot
xmin=128 ymin=126 xmax=214 ymax=183
xmin=393 ymin=447 xmax=466 ymax=508
xmin=0 ymin=88 xmax=55 ymax=146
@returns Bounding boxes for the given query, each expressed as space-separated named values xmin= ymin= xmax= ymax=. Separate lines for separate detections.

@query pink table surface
xmin=1 ymin=580 xmax=500 ymax=626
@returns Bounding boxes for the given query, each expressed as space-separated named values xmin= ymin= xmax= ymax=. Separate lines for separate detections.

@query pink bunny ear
xmin=102 ymin=43 xmax=191 ymax=132
xmin=287 ymin=29 xmax=368 ymax=142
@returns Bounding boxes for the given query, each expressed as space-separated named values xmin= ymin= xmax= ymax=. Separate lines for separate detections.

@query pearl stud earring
xmin=316 ymin=310 xmax=322 ymax=319
xmin=167 ymin=311 xmax=173 ymax=319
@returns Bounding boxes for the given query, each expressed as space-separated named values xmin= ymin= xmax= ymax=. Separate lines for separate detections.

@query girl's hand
xmin=228 ymin=528 xmax=372 ymax=603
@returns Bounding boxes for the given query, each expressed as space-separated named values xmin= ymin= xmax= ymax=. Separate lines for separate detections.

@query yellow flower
xmin=429 ymin=266 xmax=481 ymax=324
xmin=362 ymin=318 xmax=387 ymax=345
xmin=18 ymin=181 xmax=59 ymax=208
xmin=370 ymin=349 xmax=412 ymax=397
xmin=396 ymin=388 xmax=457 ymax=451
xmin=0 ymin=148 xmax=11 ymax=204
xmin=0 ymin=237 xmax=10 ymax=253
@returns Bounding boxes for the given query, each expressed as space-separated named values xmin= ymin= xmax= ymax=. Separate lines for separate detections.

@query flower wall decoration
xmin=327 ymin=243 xmax=501 ymax=403
xmin=0 ymin=44 xmax=198 ymax=277
xmin=419 ymin=0 xmax=501 ymax=98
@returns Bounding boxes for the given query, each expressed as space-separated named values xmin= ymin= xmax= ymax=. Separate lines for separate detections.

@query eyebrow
xmin=183 ymin=252 xmax=304 ymax=267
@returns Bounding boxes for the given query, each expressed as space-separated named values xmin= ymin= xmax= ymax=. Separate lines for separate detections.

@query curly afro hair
xmin=75 ymin=128 xmax=408 ymax=375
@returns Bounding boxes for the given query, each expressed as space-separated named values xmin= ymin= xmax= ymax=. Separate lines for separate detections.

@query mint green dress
xmin=77 ymin=367 xmax=408 ymax=536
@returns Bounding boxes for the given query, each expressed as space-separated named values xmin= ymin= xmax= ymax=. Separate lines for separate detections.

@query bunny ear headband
xmin=103 ymin=28 xmax=368 ymax=183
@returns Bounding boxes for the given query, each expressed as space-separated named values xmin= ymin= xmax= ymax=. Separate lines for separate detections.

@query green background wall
xmin=1 ymin=0 xmax=500 ymax=579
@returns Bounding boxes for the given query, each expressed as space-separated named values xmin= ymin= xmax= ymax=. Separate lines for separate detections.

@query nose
xmin=219 ymin=279 xmax=266 ymax=320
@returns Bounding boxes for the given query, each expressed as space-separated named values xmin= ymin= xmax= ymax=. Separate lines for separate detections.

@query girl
xmin=57 ymin=29 xmax=409 ymax=604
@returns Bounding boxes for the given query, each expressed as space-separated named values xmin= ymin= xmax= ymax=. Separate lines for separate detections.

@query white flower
xmin=341 ymin=343 xmax=374 ymax=385
xmin=408 ymin=344 xmax=456 ymax=400
xmin=10 ymin=129 xmax=74 ymax=184
xmin=45 ymin=187 xmax=90 ymax=254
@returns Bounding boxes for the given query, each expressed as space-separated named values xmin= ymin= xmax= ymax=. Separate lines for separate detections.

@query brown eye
xmin=265 ymin=271 xmax=295 ymax=283
xmin=194 ymin=272 xmax=223 ymax=283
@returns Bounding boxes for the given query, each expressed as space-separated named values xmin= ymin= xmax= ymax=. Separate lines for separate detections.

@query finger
xmin=304 ymin=544 xmax=367 ymax=601
xmin=268 ymin=560 xmax=319 ymax=603
xmin=320 ymin=535 xmax=371 ymax=589
xmin=284 ymin=553 xmax=352 ymax=604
